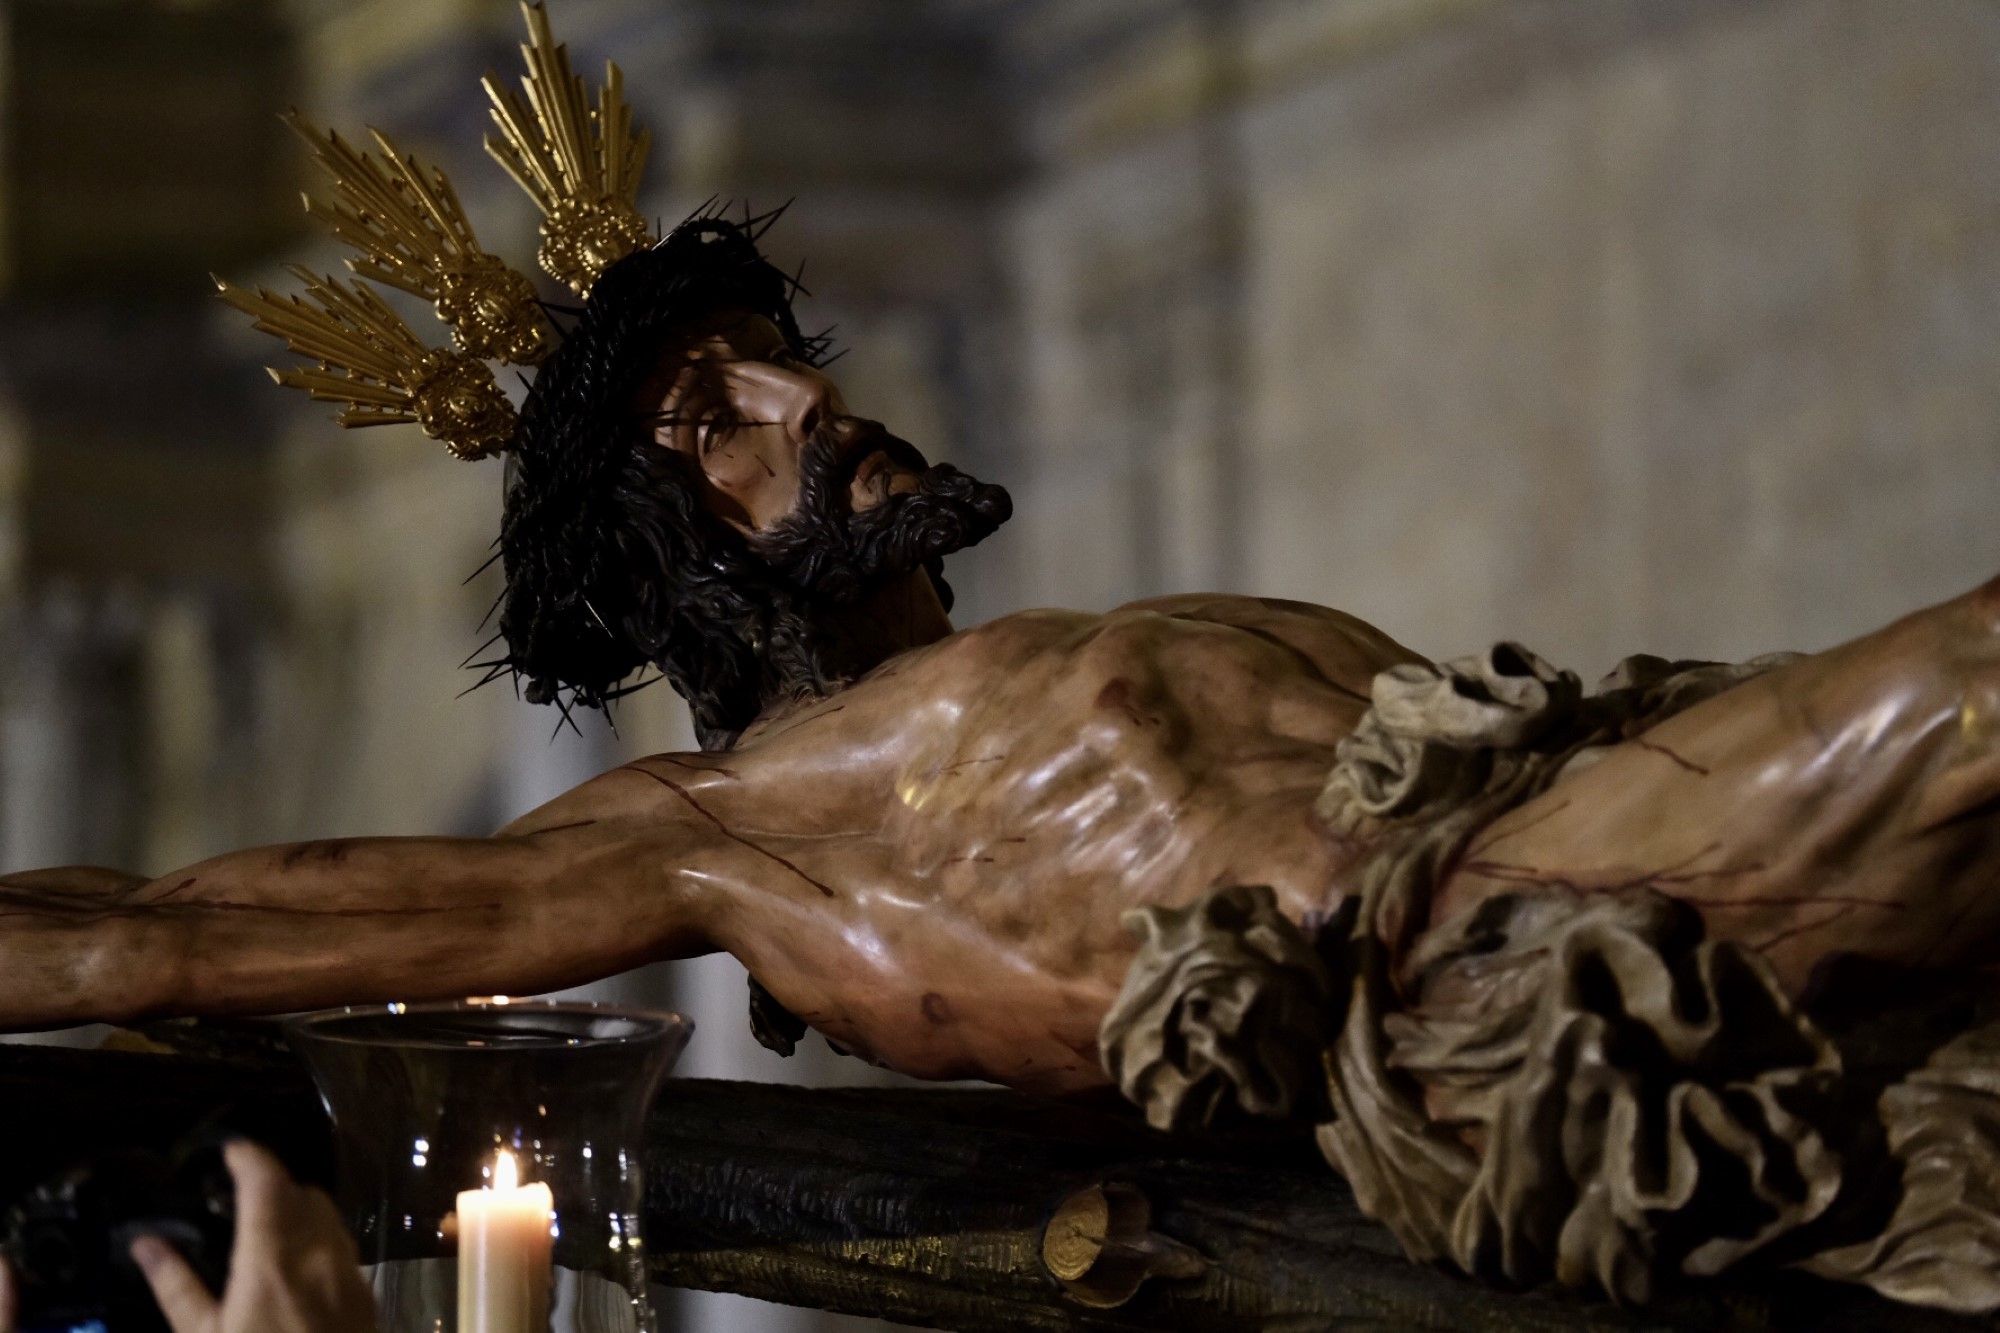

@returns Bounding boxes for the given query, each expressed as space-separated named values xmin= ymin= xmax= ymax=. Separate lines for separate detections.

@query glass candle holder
xmin=287 ymin=999 xmax=691 ymax=1333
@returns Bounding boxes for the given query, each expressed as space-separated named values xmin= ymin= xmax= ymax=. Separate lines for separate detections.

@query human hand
xmin=127 ymin=1140 xmax=377 ymax=1333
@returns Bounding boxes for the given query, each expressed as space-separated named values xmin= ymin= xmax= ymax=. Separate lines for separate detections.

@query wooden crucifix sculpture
xmin=5 ymin=4 xmax=1999 ymax=1319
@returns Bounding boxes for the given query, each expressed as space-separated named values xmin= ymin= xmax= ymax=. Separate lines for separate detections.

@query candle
xmin=456 ymin=1149 xmax=553 ymax=1333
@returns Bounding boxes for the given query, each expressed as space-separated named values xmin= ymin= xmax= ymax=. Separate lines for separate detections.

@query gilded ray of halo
xmin=482 ymin=1 xmax=654 ymax=296
xmin=287 ymin=112 xmax=554 ymax=367
xmin=215 ymin=266 xmax=518 ymax=461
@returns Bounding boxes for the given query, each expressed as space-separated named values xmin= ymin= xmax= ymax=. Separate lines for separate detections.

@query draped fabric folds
xmin=1101 ymin=643 xmax=2000 ymax=1313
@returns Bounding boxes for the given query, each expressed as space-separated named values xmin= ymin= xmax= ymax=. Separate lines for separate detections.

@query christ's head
xmin=495 ymin=214 xmax=1011 ymax=748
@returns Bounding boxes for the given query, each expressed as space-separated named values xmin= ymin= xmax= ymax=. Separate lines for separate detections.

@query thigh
xmin=1431 ymin=577 xmax=2000 ymax=994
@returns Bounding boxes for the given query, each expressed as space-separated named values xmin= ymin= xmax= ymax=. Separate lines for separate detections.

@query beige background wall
xmin=2 ymin=0 xmax=1997 ymax=1328
xmin=1004 ymin=0 xmax=2000 ymax=674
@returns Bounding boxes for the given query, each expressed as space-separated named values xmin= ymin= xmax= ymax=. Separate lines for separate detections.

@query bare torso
xmin=509 ymin=594 xmax=1419 ymax=1091
xmin=510 ymin=581 xmax=2000 ymax=1092
xmin=6 ymin=584 xmax=1996 ymax=1097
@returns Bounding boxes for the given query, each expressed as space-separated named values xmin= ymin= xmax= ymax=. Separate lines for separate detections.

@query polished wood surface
xmin=4 ymin=1043 xmax=1988 ymax=1332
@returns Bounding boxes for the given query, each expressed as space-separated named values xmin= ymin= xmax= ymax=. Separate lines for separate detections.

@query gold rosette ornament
xmin=483 ymin=3 xmax=655 ymax=297
xmin=287 ymin=113 xmax=555 ymax=367
xmin=216 ymin=2 xmax=659 ymax=461
xmin=216 ymin=269 xmax=518 ymax=461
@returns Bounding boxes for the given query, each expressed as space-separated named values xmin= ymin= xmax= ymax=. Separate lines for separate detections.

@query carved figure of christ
xmin=2 ymin=310 xmax=1998 ymax=1099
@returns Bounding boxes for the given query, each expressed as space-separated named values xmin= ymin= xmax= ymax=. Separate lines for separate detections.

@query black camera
xmin=2 ymin=1145 xmax=233 ymax=1333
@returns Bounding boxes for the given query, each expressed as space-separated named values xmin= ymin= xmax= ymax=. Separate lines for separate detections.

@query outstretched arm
xmin=0 ymin=654 xmax=933 ymax=1037
xmin=0 ymin=781 xmax=714 ymax=1031
xmin=1433 ymin=574 xmax=2000 ymax=991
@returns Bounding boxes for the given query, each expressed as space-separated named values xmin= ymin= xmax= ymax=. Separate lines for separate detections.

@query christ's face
xmin=641 ymin=311 xmax=921 ymax=534
xmin=630 ymin=304 xmax=1011 ymax=610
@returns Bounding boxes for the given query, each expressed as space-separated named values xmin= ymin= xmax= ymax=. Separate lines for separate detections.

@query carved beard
xmin=745 ymin=419 xmax=1012 ymax=605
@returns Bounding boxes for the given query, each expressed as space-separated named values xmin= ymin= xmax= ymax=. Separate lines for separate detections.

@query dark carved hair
xmin=488 ymin=208 xmax=1004 ymax=750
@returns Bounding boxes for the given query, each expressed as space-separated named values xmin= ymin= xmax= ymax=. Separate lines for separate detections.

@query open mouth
xmin=849 ymin=448 xmax=899 ymax=496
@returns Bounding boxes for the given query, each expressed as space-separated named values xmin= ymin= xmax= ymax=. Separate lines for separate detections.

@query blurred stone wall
xmin=2 ymin=0 xmax=1998 ymax=1329
xmin=0 ymin=0 xmax=298 ymax=875
xmin=1002 ymin=0 xmax=2000 ymax=673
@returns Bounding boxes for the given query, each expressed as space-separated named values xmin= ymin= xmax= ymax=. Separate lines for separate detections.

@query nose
xmin=726 ymin=361 xmax=846 ymax=447
xmin=740 ymin=360 xmax=848 ymax=444
xmin=785 ymin=375 xmax=833 ymax=445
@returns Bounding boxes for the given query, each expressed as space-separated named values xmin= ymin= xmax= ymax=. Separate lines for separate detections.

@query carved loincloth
xmin=1101 ymin=644 xmax=2000 ymax=1313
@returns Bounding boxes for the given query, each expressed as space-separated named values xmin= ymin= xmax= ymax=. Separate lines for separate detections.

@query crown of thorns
xmin=214 ymin=2 xmax=824 ymax=465
xmin=466 ymin=205 xmax=831 ymax=724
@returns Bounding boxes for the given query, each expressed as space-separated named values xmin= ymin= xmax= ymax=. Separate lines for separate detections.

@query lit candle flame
xmin=459 ymin=1147 xmax=553 ymax=1329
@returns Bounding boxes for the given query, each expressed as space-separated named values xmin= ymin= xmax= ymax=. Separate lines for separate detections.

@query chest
xmin=876 ymin=618 xmax=1361 ymax=906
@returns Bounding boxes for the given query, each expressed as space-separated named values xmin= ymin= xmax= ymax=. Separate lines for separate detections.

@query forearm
xmin=0 ymin=836 xmax=596 ymax=1030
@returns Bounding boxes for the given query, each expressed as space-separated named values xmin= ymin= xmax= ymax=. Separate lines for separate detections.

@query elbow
xmin=39 ymin=916 xmax=187 ymax=1029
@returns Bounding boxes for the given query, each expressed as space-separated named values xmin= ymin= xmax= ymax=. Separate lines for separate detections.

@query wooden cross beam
xmin=0 ymin=1043 xmax=1985 ymax=1331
